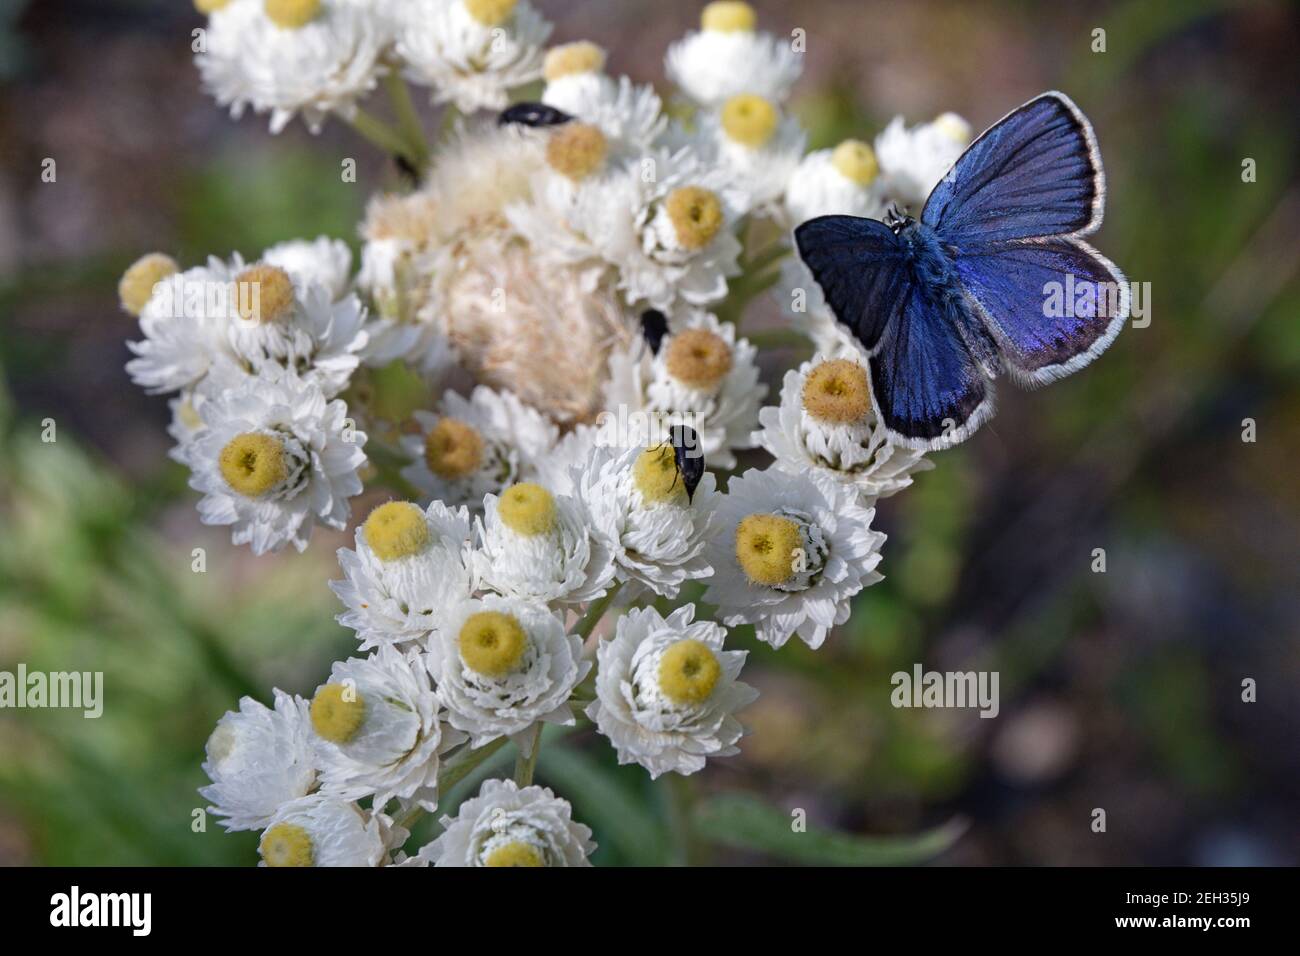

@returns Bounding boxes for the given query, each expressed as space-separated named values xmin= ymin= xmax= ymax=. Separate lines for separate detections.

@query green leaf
xmin=694 ymin=793 xmax=966 ymax=866
xmin=537 ymin=744 xmax=669 ymax=866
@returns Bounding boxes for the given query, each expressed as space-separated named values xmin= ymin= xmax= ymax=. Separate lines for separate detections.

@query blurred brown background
xmin=0 ymin=0 xmax=1297 ymax=865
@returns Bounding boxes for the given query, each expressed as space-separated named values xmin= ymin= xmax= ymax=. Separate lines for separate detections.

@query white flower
xmin=578 ymin=148 xmax=744 ymax=311
xmin=532 ymin=423 xmax=599 ymax=495
xmin=428 ymin=595 xmax=589 ymax=749
xmin=603 ymin=310 xmax=765 ymax=470
xmin=263 ymin=236 xmax=353 ymax=301
xmin=188 ymin=369 xmax=367 ymax=555
xmin=167 ymin=392 xmax=208 ymax=466
xmin=587 ymin=604 xmax=756 ymax=778
xmin=197 ymin=0 xmax=396 ymax=135
xmin=471 ymin=481 xmax=615 ymax=606
xmin=308 ymin=645 xmax=463 ymax=812
xmin=257 ymin=794 xmax=389 ymax=867
xmin=783 ymin=140 xmax=886 ymax=226
xmin=125 ymin=259 xmax=243 ymax=396
xmin=874 ymin=112 xmax=971 ymax=211
xmin=756 ymin=353 xmax=931 ymax=501
xmin=396 ymin=0 xmax=551 ymax=114
xmin=330 ymin=499 xmax=474 ymax=650
xmin=577 ymin=443 xmax=717 ymax=599
xmin=702 ymin=467 xmax=886 ymax=649
xmin=541 ymin=59 xmax=666 ymax=154
xmin=664 ymin=3 xmax=802 ymax=108
xmin=399 ymin=386 xmax=558 ymax=512
xmin=692 ymin=94 xmax=806 ymax=216
xmin=224 ymin=260 xmax=369 ymax=399
xmin=420 ymin=778 xmax=594 ymax=866
xmin=200 ymin=689 xmax=317 ymax=833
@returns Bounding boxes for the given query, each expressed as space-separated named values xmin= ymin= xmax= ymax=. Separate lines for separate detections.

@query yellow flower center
xmin=931 ymin=112 xmax=971 ymax=144
xmin=546 ymin=123 xmax=608 ymax=182
xmin=424 ymin=417 xmax=485 ymax=481
xmin=363 ymin=501 xmax=431 ymax=561
xmin=464 ymin=0 xmax=516 ymax=27
xmin=735 ymin=513 xmax=803 ymax=587
xmin=658 ymin=639 xmax=721 ymax=706
xmin=264 ymin=0 xmax=321 ymax=30
xmin=260 ymin=823 xmax=314 ymax=867
xmin=831 ymin=139 xmax=878 ymax=186
xmin=801 ymin=358 xmax=871 ymax=424
xmin=665 ymin=186 xmax=724 ymax=251
xmin=721 ymin=94 xmax=778 ymax=148
xmin=664 ymin=328 xmax=733 ymax=390
xmin=310 ymin=683 xmax=367 ymax=744
xmin=234 ymin=264 xmax=296 ymax=324
xmin=458 ymin=611 xmax=529 ymax=677
xmin=484 ymin=841 xmax=545 ymax=867
xmin=543 ymin=41 xmax=606 ymax=81
xmin=118 ymin=252 xmax=178 ymax=317
xmin=497 ymin=482 xmax=557 ymax=536
xmin=218 ymin=432 xmax=288 ymax=498
xmin=701 ymin=1 xmax=755 ymax=32
xmin=632 ymin=444 xmax=687 ymax=506
xmin=194 ymin=0 xmax=232 ymax=12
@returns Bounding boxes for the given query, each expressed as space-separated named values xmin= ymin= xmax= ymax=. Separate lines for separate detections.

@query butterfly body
xmin=795 ymin=92 xmax=1129 ymax=449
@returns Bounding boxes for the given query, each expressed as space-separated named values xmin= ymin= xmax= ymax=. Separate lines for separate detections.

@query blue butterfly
xmin=794 ymin=91 xmax=1129 ymax=450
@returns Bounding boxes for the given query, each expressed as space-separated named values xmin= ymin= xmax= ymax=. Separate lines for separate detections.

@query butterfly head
xmin=884 ymin=204 xmax=914 ymax=234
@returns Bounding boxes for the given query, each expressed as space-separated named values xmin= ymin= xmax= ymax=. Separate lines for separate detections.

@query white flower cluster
xmin=124 ymin=1 xmax=981 ymax=866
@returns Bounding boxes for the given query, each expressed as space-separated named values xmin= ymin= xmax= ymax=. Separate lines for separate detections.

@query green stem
xmin=395 ymin=737 xmax=511 ymax=830
xmin=514 ymin=724 xmax=543 ymax=787
xmin=666 ymin=773 xmax=700 ymax=866
xmin=740 ymin=239 xmax=791 ymax=275
xmin=384 ymin=71 xmax=430 ymax=171
xmin=346 ymin=106 xmax=417 ymax=165
xmin=575 ymin=581 xmax=624 ymax=641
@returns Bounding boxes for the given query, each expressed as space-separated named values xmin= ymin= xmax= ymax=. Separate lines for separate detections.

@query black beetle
xmin=640 ymin=309 xmax=669 ymax=354
xmin=666 ymin=425 xmax=705 ymax=502
xmin=498 ymin=102 xmax=574 ymax=128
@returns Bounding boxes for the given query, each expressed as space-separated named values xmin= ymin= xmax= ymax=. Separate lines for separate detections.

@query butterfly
xmin=794 ymin=91 xmax=1129 ymax=450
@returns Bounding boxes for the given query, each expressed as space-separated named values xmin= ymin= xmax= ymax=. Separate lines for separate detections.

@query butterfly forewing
xmin=923 ymin=92 xmax=1103 ymax=244
xmin=793 ymin=216 xmax=910 ymax=353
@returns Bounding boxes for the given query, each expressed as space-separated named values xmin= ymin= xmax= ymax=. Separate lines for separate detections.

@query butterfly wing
xmin=793 ymin=215 xmax=910 ymax=353
xmin=952 ymin=237 xmax=1128 ymax=385
xmin=923 ymin=91 xmax=1127 ymax=384
xmin=869 ymin=282 xmax=994 ymax=450
xmin=923 ymin=91 xmax=1103 ymax=243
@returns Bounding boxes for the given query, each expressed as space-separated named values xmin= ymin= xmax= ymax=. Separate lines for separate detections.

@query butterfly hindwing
xmin=793 ymin=215 xmax=910 ymax=353
xmin=923 ymin=92 xmax=1103 ymax=244
xmin=869 ymin=283 xmax=993 ymax=449
xmin=953 ymin=237 xmax=1129 ymax=386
